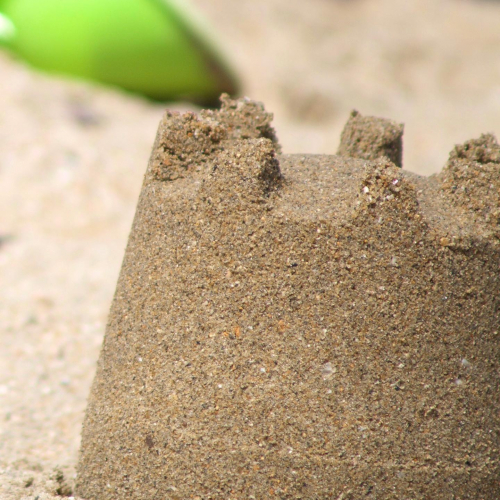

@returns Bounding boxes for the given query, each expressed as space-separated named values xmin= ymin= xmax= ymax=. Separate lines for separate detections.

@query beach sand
xmin=1 ymin=0 xmax=500 ymax=498
xmin=76 ymin=97 xmax=499 ymax=499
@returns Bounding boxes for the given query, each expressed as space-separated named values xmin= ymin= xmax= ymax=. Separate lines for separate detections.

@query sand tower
xmin=76 ymin=96 xmax=500 ymax=499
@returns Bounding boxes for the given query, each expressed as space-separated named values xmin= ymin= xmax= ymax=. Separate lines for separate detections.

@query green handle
xmin=0 ymin=0 xmax=238 ymax=101
xmin=0 ymin=11 xmax=15 ymax=44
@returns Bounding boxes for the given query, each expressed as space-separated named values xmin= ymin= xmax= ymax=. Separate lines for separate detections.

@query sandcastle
xmin=76 ymin=95 xmax=499 ymax=499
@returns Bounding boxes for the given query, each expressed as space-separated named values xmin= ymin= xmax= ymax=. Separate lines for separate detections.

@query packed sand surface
xmin=1 ymin=0 xmax=500 ymax=498
xmin=76 ymin=97 xmax=499 ymax=499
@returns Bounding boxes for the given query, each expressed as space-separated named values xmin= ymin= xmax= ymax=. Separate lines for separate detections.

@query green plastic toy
xmin=0 ymin=0 xmax=238 ymax=101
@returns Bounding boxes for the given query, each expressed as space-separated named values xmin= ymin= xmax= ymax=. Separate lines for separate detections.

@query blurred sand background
xmin=1 ymin=0 xmax=500 ymax=497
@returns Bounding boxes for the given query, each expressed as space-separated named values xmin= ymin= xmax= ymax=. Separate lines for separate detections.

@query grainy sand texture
xmin=75 ymin=97 xmax=499 ymax=499
xmin=1 ymin=0 xmax=500 ymax=498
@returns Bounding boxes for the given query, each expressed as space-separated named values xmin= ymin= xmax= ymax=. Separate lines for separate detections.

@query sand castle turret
xmin=76 ymin=95 xmax=500 ymax=499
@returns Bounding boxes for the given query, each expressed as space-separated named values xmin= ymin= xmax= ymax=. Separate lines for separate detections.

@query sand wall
xmin=76 ymin=97 xmax=500 ymax=499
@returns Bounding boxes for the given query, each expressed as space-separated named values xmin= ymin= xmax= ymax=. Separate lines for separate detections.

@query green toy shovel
xmin=0 ymin=0 xmax=239 ymax=101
